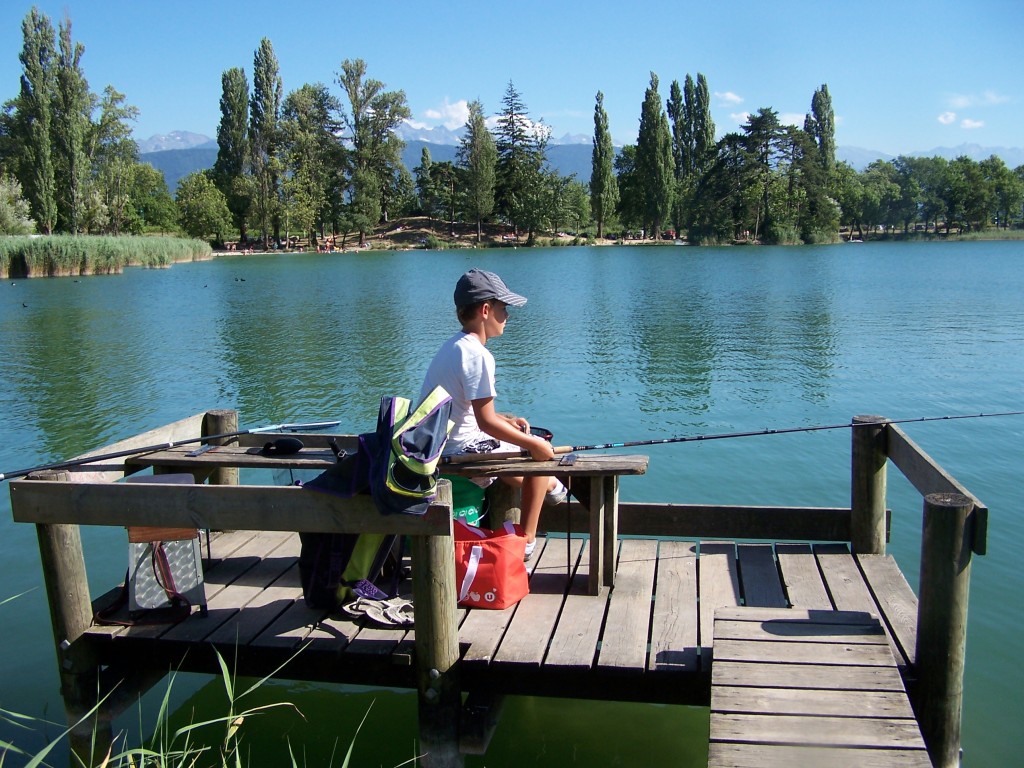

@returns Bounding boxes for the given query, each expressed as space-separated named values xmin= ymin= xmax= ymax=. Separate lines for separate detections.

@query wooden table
xmin=127 ymin=444 xmax=648 ymax=595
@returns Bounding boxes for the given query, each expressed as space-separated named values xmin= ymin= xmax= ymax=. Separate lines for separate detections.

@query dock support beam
xmin=915 ymin=492 xmax=974 ymax=768
xmin=411 ymin=482 xmax=463 ymax=767
xmin=32 ymin=470 xmax=111 ymax=765
xmin=851 ymin=414 xmax=887 ymax=554
xmin=203 ymin=409 xmax=239 ymax=486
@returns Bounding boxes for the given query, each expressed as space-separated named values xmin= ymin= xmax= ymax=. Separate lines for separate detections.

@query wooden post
xmin=915 ymin=492 xmax=974 ymax=768
xmin=202 ymin=409 xmax=239 ymax=486
xmin=411 ymin=481 xmax=463 ymax=767
xmin=851 ymin=414 xmax=887 ymax=554
xmin=487 ymin=480 xmax=520 ymax=525
xmin=30 ymin=470 xmax=112 ymax=764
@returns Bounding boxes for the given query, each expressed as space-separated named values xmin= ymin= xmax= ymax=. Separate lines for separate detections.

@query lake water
xmin=1 ymin=241 xmax=1021 ymax=765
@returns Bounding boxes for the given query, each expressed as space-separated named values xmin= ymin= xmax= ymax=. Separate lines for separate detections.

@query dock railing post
xmin=203 ymin=409 xmax=239 ymax=486
xmin=30 ymin=470 xmax=112 ymax=764
xmin=851 ymin=414 xmax=887 ymax=554
xmin=915 ymin=492 xmax=974 ymax=768
xmin=411 ymin=481 xmax=463 ymax=767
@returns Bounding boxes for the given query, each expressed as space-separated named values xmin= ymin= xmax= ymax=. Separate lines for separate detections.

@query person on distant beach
xmin=420 ymin=268 xmax=566 ymax=560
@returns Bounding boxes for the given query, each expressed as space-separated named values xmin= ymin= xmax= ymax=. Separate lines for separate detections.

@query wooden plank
xmin=699 ymin=542 xmax=740 ymax=659
xmin=713 ymin=638 xmax=897 ymax=667
xmin=713 ymin=619 xmax=888 ymax=645
xmin=775 ymin=543 xmax=832 ymax=609
xmin=544 ymin=539 xmax=608 ymax=670
xmin=711 ymin=684 xmax=916 ymax=718
xmin=648 ymin=540 xmax=698 ymax=673
xmin=710 ymin=713 xmax=927 ymax=749
xmin=9 ymin=480 xmax=452 ymax=535
xmin=206 ymin=561 xmax=303 ymax=646
xmin=857 ymin=554 xmax=919 ymax=668
xmin=813 ymin=543 xmax=878 ymax=612
xmin=158 ymin=534 xmax=299 ymax=643
xmin=716 ymin=607 xmax=877 ymax=625
xmin=736 ymin=544 xmax=787 ymax=607
xmin=596 ymin=538 xmax=657 ymax=672
xmin=614 ymin=503 xmax=851 ymax=541
xmin=250 ymin=599 xmax=328 ymax=649
xmin=492 ymin=538 xmax=582 ymax=667
xmin=708 ymin=742 xmax=931 ymax=768
xmin=442 ymin=453 xmax=648 ymax=479
xmin=711 ymin=661 xmax=907 ymax=692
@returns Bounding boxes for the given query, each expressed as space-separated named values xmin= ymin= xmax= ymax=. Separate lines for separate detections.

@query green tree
xmin=742 ymin=107 xmax=785 ymax=241
xmin=280 ymin=82 xmax=339 ymax=241
xmin=214 ymin=67 xmax=251 ymax=241
xmin=12 ymin=8 xmax=57 ymax=233
xmin=589 ymin=91 xmax=618 ymax=239
xmin=494 ymin=81 xmax=547 ymax=236
xmin=249 ymin=38 xmax=282 ymax=248
xmin=91 ymin=85 xmax=139 ymax=234
xmin=52 ymin=14 xmax=92 ymax=233
xmin=0 ymin=174 xmax=36 ymax=234
xmin=808 ymin=84 xmax=835 ymax=176
xmin=458 ymin=99 xmax=497 ymax=243
xmin=614 ymin=144 xmax=642 ymax=235
xmin=980 ymin=155 xmax=1020 ymax=230
xmin=337 ymin=58 xmax=410 ymax=243
xmin=688 ymin=133 xmax=756 ymax=244
xmin=129 ymin=163 xmax=176 ymax=232
xmin=634 ymin=73 xmax=673 ymax=238
xmin=176 ymin=171 xmax=231 ymax=241
xmin=414 ymin=146 xmax=436 ymax=220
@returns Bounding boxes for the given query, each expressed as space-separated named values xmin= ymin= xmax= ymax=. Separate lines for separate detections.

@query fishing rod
xmin=0 ymin=420 xmax=342 ymax=482
xmin=441 ymin=410 xmax=1024 ymax=464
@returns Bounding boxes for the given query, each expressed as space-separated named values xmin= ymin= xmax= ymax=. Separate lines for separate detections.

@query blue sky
xmin=1 ymin=0 xmax=1021 ymax=156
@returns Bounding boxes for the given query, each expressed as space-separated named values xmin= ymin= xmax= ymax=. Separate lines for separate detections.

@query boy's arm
xmin=473 ymin=397 xmax=555 ymax=461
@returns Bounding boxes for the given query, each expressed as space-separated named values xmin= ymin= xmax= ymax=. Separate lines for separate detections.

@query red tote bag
xmin=454 ymin=519 xmax=529 ymax=609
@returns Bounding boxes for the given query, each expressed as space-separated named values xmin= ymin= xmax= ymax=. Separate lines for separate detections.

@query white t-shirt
xmin=421 ymin=332 xmax=497 ymax=454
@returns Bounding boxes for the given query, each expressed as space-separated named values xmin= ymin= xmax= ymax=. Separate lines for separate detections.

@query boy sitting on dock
xmin=420 ymin=268 xmax=566 ymax=559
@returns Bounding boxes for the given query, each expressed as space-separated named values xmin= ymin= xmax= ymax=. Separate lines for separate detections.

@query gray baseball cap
xmin=454 ymin=268 xmax=527 ymax=307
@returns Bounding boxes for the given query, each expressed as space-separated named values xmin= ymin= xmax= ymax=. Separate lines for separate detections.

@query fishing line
xmin=442 ymin=410 xmax=1024 ymax=464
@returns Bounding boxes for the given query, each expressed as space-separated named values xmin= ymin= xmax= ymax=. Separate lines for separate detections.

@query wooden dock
xmin=7 ymin=412 xmax=986 ymax=767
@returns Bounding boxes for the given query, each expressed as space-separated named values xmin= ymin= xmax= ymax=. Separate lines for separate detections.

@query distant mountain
xmin=140 ymin=147 xmax=217 ymax=192
xmin=136 ymin=131 xmax=216 ymax=154
xmin=836 ymin=143 xmax=1024 ymax=171
xmin=400 ymin=140 xmax=594 ymax=181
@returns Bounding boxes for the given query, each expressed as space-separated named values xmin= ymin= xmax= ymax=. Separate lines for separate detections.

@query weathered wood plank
xmin=857 ymin=553 xmax=919 ymax=667
xmin=614 ymin=503 xmax=851 ymax=541
xmin=775 ymin=543 xmax=832 ymax=609
xmin=596 ymin=538 xmax=657 ymax=672
xmin=713 ymin=638 xmax=897 ymax=667
xmin=648 ymin=540 xmax=698 ymax=673
xmin=711 ymin=661 xmax=907 ymax=691
xmin=492 ymin=538 xmax=582 ymax=667
xmin=708 ymin=742 xmax=931 ymax=768
xmin=699 ymin=542 xmax=740 ymax=658
xmin=10 ymin=480 xmax=452 ymax=535
xmin=543 ymin=539 xmax=608 ymax=671
xmin=710 ymin=712 xmax=927 ymax=749
xmin=736 ymin=544 xmax=787 ymax=608
xmin=711 ymin=685 xmax=916 ymax=718
xmin=207 ymin=561 xmax=303 ymax=647
xmin=713 ymin=619 xmax=889 ymax=645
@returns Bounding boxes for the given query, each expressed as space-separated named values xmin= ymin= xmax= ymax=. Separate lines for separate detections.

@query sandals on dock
xmin=339 ymin=596 xmax=415 ymax=627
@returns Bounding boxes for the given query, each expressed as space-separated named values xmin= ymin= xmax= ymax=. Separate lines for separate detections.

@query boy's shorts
xmin=451 ymin=437 xmax=518 ymax=488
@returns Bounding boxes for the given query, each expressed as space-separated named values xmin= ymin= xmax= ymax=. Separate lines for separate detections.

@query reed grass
xmin=0 ymin=236 xmax=212 ymax=279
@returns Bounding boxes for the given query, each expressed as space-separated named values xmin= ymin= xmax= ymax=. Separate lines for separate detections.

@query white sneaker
xmin=544 ymin=479 xmax=568 ymax=506
xmin=524 ymin=539 xmax=537 ymax=561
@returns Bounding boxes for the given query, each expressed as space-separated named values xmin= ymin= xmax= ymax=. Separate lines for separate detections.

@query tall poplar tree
xmin=337 ymin=58 xmax=410 ymax=244
xmin=635 ymin=73 xmax=673 ymax=238
xmin=589 ymin=91 xmax=618 ymax=239
xmin=692 ymin=73 xmax=716 ymax=177
xmin=280 ymin=82 xmax=338 ymax=242
xmin=14 ymin=8 xmax=57 ymax=234
xmin=809 ymin=84 xmax=835 ymax=176
xmin=458 ymin=99 xmax=497 ymax=243
xmin=214 ymin=67 xmax=250 ymax=240
xmin=52 ymin=14 xmax=91 ymax=233
xmin=249 ymin=38 xmax=282 ymax=248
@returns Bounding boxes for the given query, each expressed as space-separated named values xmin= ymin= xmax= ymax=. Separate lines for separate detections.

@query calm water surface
xmin=1 ymin=241 xmax=1021 ymax=765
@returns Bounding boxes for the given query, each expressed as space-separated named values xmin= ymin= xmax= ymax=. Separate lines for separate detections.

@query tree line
xmin=2 ymin=8 xmax=1022 ymax=245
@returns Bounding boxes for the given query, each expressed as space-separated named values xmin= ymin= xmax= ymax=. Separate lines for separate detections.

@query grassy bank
xmin=0 ymin=235 xmax=213 ymax=279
